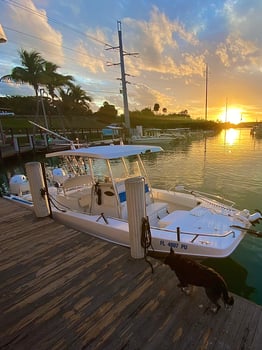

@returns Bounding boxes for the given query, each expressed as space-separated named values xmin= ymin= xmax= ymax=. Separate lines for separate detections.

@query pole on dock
xmin=25 ymin=162 xmax=50 ymax=218
xmin=125 ymin=177 xmax=146 ymax=259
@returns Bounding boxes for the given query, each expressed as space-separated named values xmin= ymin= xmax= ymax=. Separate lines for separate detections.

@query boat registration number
xmin=159 ymin=240 xmax=188 ymax=250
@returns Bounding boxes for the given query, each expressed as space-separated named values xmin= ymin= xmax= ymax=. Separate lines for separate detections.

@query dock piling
xmin=125 ymin=176 xmax=146 ymax=259
xmin=25 ymin=161 xmax=50 ymax=217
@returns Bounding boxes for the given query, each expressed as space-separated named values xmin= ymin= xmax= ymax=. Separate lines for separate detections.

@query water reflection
xmin=223 ymin=128 xmax=239 ymax=145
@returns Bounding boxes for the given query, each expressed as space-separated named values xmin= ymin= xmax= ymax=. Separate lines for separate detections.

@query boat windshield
xmin=49 ymin=153 xmax=148 ymax=185
xmin=91 ymin=156 xmax=143 ymax=183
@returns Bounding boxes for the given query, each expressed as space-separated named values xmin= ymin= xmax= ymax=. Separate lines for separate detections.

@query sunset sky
xmin=0 ymin=0 xmax=262 ymax=123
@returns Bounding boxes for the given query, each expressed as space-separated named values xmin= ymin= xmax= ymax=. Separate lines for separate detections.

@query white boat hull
xmin=50 ymin=204 xmax=245 ymax=258
xmin=4 ymin=144 xmax=260 ymax=259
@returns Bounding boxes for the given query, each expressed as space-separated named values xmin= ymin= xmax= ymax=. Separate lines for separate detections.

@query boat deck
xmin=0 ymin=198 xmax=262 ymax=349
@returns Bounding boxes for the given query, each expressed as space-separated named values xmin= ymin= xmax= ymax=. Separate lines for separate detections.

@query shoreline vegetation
xmin=0 ymin=112 xmax=257 ymax=135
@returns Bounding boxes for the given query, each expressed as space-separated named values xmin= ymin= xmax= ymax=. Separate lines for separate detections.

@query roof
xmin=46 ymin=144 xmax=163 ymax=160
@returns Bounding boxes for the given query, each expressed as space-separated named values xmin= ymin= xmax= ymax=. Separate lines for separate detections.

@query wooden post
xmin=125 ymin=177 xmax=146 ymax=259
xmin=25 ymin=162 xmax=50 ymax=218
xmin=13 ymin=137 xmax=19 ymax=152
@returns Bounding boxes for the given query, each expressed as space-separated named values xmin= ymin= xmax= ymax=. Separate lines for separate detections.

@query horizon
xmin=1 ymin=1 xmax=262 ymax=123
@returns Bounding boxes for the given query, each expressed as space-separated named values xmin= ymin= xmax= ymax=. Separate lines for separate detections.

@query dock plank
xmin=0 ymin=198 xmax=262 ymax=349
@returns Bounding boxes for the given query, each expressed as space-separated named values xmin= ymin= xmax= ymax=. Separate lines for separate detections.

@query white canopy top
xmin=46 ymin=144 xmax=163 ymax=160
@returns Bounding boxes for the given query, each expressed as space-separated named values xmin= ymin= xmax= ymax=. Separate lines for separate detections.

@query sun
xmin=219 ymin=107 xmax=243 ymax=124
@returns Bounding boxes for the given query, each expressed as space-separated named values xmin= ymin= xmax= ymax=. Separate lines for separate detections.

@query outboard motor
xmin=249 ymin=212 xmax=262 ymax=225
xmin=52 ymin=168 xmax=69 ymax=185
xmin=9 ymin=174 xmax=30 ymax=196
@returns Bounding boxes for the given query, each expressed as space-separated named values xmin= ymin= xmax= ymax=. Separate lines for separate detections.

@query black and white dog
xmin=164 ymin=247 xmax=234 ymax=313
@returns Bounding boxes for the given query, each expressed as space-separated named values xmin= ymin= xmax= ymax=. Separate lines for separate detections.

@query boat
xmin=3 ymin=144 xmax=262 ymax=258
xmin=131 ymin=128 xmax=178 ymax=144
xmin=251 ymin=124 xmax=262 ymax=138
xmin=131 ymin=134 xmax=175 ymax=144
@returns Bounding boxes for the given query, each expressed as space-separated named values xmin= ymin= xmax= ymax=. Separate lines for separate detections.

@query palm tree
xmin=41 ymin=61 xmax=74 ymax=128
xmin=69 ymin=83 xmax=92 ymax=108
xmin=58 ymin=83 xmax=92 ymax=115
xmin=43 ymin=61 xmax=74 ymax=101
xmin=153 ymin=103 xmax=160 ymax=114
xmin=1 ymin=49 xmax=46 ymax=116
xmin=14 ymin=49 xmax=45 ymax=94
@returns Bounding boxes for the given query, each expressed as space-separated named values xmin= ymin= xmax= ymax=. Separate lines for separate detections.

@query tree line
xmin=0 ymin=49 xmax=198 ymax=129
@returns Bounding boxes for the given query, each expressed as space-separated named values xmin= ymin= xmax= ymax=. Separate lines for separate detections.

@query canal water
xmin=1 ymin=128 xmax=262 ymax=305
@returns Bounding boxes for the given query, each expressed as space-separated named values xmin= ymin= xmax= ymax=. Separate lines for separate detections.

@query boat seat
xmin=62 ymin=175 xmax=93 ymax=194
xmin=146 ymin=201 xmax=168 ymax=217
xmin=56 ymin=187 xmax=92 ymax=212
xmin=146 ymin=201 xmax=169 ymax=226
xmin=159 ymin=210 xmax=189 ymax=228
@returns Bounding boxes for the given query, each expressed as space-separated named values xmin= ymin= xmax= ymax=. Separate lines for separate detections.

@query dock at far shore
xmin=0 ymin=197 xmax=262 ymax=349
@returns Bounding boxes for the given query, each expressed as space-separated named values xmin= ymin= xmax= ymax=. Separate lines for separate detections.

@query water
xmin=1 ymin=128 xmax=262 ymax=305
xmin=142 ymin=128 xmax=262 ymax=305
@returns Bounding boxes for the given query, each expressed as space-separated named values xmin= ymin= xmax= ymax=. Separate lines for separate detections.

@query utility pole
xmin=205 ymin=63 xmax=208 ymax=121
xmin=225 ymin=97 xmax=228 ymax=122
xmin=117 ymin=21 xmax=130 ymax=131
xmin=106 ymin=21 xmax=138 ymax=137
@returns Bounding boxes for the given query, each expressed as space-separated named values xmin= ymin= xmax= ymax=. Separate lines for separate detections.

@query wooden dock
xmin=0 ymin=198 xmax=262 ymax=349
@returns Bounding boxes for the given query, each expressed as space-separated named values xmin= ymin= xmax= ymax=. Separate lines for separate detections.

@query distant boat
xmin=0 ymin=109 xmax=15 ymax=117
xmin=250 ymin=124 xmax=262 ymax=138
xmin=131 ymin=134 xmax=175 ymax=144
xmin=131 ymin=128 xmax=181 ymax=144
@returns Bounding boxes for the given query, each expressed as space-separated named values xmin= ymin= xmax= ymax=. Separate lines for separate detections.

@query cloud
xmin=0 ymin=81 xmax=34 ymax=96
xmin=216 ymin=33 xmax=259 ymax=69
xmin=216 ymin=0 xmax=262 ymax=71
xmin=1 ymin=0 xmax=262 ymax=120
xmin=7 ymin=0 xmax=64 ymax=65
xmin=122 ymin=6 xmax=201 ymax=76
xmin=128 ymin=81 xmax=185 ymax=115
xmin=74 ymin=40 xmax=106 ymax=74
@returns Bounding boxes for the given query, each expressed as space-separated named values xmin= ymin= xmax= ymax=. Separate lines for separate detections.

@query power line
xmin=1 ymin=36 xmax=121 ymax=82
xmin=1 ymin=0 xmax=122 ymax=74
xmin=3 ymin=26 xmax=109 ymax=63
xmin=1 ymin=1 xmax=122 ymax=79
xmin=2 ymin=0 xmax=111 ymax=46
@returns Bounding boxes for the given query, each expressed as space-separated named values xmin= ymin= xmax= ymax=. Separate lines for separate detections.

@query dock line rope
xmin=40 ymin=188 xmax=67 ymax=212
xmin=141 ymin=216 xmax=154 ymax=273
